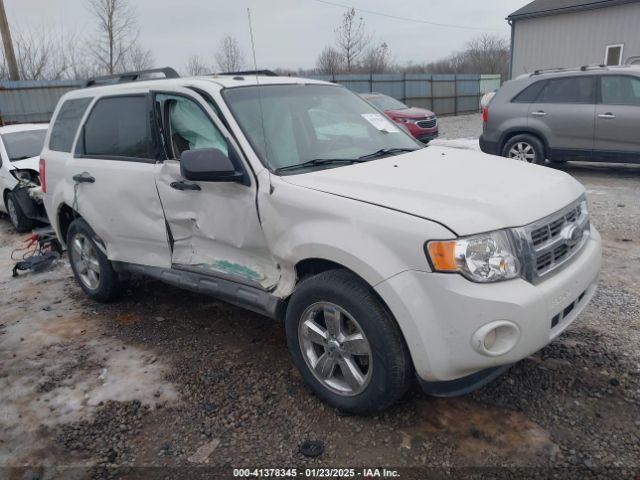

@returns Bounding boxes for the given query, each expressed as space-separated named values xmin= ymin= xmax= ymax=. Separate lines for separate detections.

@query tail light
xmin=482 ymin=107 xmax=489 ymax=124
xmin=39 ymin=158 xmax=46 ymax=193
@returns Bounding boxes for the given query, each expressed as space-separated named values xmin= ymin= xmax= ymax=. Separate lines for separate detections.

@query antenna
xmin=247 ymin=8 xmax=271 ymax=167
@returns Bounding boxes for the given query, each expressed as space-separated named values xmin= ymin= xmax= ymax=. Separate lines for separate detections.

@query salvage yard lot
xmin=1 ymin=128 xmax=639 ymax=476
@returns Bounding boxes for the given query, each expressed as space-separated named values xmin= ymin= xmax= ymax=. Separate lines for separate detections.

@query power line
xmin=308 ymin=0 xmax=503 ymax=32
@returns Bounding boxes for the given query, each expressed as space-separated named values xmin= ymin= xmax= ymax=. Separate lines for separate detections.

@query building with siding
xmin=508 ymin=0 xmax=640 ymax=78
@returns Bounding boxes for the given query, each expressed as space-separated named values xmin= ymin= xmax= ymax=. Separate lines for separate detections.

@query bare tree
xmin=185 ymin=54 xmax=211 ymax=76
xmin=361 ymin=42 xmax=392 ymax=74
xmin=214 ymin=35 xmax=245 ymax=72
xmin=315 ymin=46 xmax=344 ymax=75
xmin=0 ymin=26 xmax=77 ymax=80
xmin=125 ymin=43 xmax=154 ymax=71
xmin=335 ymin=8 xmax=368 ymax=72
xmin=87 ymin=0 xmax=139 ymax=74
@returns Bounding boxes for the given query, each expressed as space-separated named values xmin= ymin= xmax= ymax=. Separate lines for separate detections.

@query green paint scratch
xmin=197 ymin=260 xmax=264 ymax=282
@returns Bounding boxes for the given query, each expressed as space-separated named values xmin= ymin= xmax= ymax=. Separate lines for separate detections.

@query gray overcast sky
xmin=5 ymin=0 xmax=526 ymax=71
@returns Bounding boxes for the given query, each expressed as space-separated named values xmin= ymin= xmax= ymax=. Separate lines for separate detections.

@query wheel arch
xmin=56 ymin=202 xmax=79 ymax=247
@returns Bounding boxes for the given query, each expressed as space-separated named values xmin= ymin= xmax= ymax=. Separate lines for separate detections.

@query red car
xmin=360 ymin=93 xmax=438 ymax=143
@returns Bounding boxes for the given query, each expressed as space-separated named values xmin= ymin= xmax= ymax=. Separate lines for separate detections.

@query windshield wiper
xmin=357 ymin=147 xmax=420 ymax=161
xmin=275 ymin=158 xmax=366 ymax=174
xmin=10 ymin=155 xmax=33 ymax=161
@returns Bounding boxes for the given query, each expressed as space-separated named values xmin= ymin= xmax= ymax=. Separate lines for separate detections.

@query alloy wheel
xmin=70 ymin=233 xmax=101 ymax=290
xmin=508 ymin=142 xmax=536 ymax=162
xmin=298 ymin=301 xmax=373 ymax=396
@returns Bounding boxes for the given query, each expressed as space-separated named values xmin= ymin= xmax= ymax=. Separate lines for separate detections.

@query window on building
xmin=605 ymin=44 xmax=624 ymax=66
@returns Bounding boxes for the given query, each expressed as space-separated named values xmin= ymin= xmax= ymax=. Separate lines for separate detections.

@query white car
xmin=0 ymin=123 xmax=49 ymax=231
xmin=41 ymin=69 xmax=601 ymax=413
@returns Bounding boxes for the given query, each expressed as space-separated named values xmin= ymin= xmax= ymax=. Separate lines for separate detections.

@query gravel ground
xmin=0 ymin=122 xmax=639 ymax=478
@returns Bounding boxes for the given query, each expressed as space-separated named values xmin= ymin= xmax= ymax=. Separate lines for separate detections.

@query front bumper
xmin=375 ymin=226 xmax=601 ymax=383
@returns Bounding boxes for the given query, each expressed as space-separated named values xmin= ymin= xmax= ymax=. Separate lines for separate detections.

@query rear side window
xmin=83 ymin=96 xmax=151 ymax=159
xmin=537 ymin=77 xmax=596 ymax=104
xmin=512 ymin=81 xmax=545 ymax=103
xmin=49 ymin=98 xmax=92 ymax=152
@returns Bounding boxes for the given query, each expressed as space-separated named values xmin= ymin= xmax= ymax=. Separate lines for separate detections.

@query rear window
xmin=1 ymin=129 xmax=46 ymax=161
xmin=536 ymin=77 xmax=596 ymax=104
xmin=512 ymin=81 xmax=545 ymax=103
xmin=82 ymin=96 xmax=151 ymax=159
xmin=49 ymin=97 xmax=92 ymax=152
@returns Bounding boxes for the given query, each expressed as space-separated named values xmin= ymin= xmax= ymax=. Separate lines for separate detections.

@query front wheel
xmin=502 ymin=134 xmax=545 ymax=165
xmin=285 ymin=269 xmax=412 ymax=414
xmin=5 ymin=191 xmax=34 ymax=232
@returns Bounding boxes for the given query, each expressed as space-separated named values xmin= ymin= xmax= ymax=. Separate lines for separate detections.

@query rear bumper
xmin=479 ymin=135 xmax=499 ymax=156
xmin=375 ymin=226 xmax=601 ymax=383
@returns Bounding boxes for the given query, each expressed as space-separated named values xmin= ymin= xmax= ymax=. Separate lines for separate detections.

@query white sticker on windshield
xmin=361 ymin=113 xmax=400 ymax=133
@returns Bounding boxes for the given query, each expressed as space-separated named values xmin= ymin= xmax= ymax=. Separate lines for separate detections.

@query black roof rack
xmin=83 ymin=67 xmax=180 ymax=88
xmin=217 ymin=69 xmax=278 ymax=77
xmin=532 ymin=64 xmax=609 ymax=76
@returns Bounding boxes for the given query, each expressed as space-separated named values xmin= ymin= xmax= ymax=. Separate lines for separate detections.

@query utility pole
xmin=0 ymin=0 xmax=19 ymax=80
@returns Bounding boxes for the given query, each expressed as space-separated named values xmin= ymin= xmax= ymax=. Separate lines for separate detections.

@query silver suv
xmin=480 ymin=65 xmax=640 ymax=165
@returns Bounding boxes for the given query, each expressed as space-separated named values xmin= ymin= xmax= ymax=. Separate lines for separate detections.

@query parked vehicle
xmin=480 ymin=65 xmax=640 ymax=164
xmin=0 ymin=123 xmax=49 ymax=232
xmin=42 ymin=68 xmax=601 ymax=413
xmin=360 ymin=93 xmax=438 ymax=143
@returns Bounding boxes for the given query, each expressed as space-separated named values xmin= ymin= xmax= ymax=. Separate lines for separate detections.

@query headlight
xmin=10 ymin=169 xmax=39 ymax=184
xmin=426 ymin=230 xmax=520 ymax=283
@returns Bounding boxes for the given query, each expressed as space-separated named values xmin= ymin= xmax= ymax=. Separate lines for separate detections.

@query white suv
xmin=41 ymin=68 xmax=602 ymax=413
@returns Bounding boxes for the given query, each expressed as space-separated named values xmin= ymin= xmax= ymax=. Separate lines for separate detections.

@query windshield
xmin=1 ymin=129 xmax=47 ymax=161
xmin=364 ymin=94 xmax=408 ymax=111
xmin=223 ymin=84 xmax=419 ymax=172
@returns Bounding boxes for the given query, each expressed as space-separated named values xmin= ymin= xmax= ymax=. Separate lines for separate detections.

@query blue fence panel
xmin=371 ymin=73 xmax=404 ymax=99
xmin=333 ymin=74 xmax=371 ymax=93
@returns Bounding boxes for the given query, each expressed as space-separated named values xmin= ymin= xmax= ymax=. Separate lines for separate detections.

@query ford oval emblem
xmin=561 ymin=223 xmax=583 ymax=246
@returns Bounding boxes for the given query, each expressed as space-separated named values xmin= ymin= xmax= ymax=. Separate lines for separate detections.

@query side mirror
xmin=180 ymin=148 xmax=246 ymax=184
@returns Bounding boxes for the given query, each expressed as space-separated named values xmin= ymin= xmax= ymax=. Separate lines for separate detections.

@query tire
xmin=5 ymin=191 xmax=34 ymax=233
xmin=67 ymin=218 xmax=126 ymax=302
xmin=501 ymin=134 xmax=545 ymax=165
xmin=285 ymin=269 xmax=412 ymax=414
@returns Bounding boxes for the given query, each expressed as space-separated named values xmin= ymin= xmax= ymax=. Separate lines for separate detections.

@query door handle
xmin=72 ymin=172 xmax=95 ymax=184
xmin=170 ymin=181 xmax=201 ymax=191
xmin=531 ymin=110 xmax=547 ymax=116
xmin=598 ymin=113 xmax=616 ymax=119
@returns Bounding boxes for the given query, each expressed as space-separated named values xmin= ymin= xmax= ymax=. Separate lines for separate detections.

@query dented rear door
xmin=152 ymin=88 xmax=280 ymax=290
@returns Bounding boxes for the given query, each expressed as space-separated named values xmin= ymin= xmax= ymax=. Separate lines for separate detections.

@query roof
xmin=63 ymin=75 xmax=333 ymax=100
xmin=507 ymin=0 xmax=640 ymax=20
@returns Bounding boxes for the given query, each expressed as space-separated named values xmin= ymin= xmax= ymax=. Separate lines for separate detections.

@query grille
xmin=521 ymin=199 xmax=589 ymax=279
xmin=416 ymin=117 xmax=437 ymax=129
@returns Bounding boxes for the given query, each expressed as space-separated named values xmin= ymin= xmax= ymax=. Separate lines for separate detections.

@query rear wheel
xmin=67 ymin=218 xmax=126 ymax=302
xmin=5 ymin=191 xmax=34 ymax=233
xmin=285 ymin=269 xmax=412 ymax=414
xmin=502 ymin=134 xmax=545 ymax=165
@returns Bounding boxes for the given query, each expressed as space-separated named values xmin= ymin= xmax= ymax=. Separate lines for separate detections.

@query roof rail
xmin=217 ymin=69 xmax=278 ymax=77
xmin=83 ymin=67 xmax=180 ymax=88
xmin=532 ymin=64 xmax=611 ymax=76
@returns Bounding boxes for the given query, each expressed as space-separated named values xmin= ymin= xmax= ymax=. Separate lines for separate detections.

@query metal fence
xmin=310 ymin=73 xmax=502 ymax=116
xmin=0 ymin=79 xmax=83 ymax=125
xmin=0 ymin=73 xmax=502 ymax=125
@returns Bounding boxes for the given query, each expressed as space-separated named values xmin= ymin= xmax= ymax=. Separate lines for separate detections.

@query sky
xmin=5 ymin=0 xmax=528 ymax=71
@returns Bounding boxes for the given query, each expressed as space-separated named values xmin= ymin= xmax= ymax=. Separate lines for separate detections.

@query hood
xmin=281 ymin=146 xmax=585 ymax=236
xmin=10 ymin=155 xmax=40 ymax=172
xmin=386 ymin=107 xmax=434 ymax=119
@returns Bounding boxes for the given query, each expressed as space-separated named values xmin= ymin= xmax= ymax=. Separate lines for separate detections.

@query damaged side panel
xmin=155 ymin=160 xmax=280 ymax=290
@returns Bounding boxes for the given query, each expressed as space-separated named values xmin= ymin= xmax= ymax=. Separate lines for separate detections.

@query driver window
xmin=156 ymin=94 xmax=228 ymax=160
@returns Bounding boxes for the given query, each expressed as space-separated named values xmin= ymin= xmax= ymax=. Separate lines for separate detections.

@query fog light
xmin=483 ymin=329 xmax=497 ymax=350
xmin=471 ymin=321 xmax=520 ymax=357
